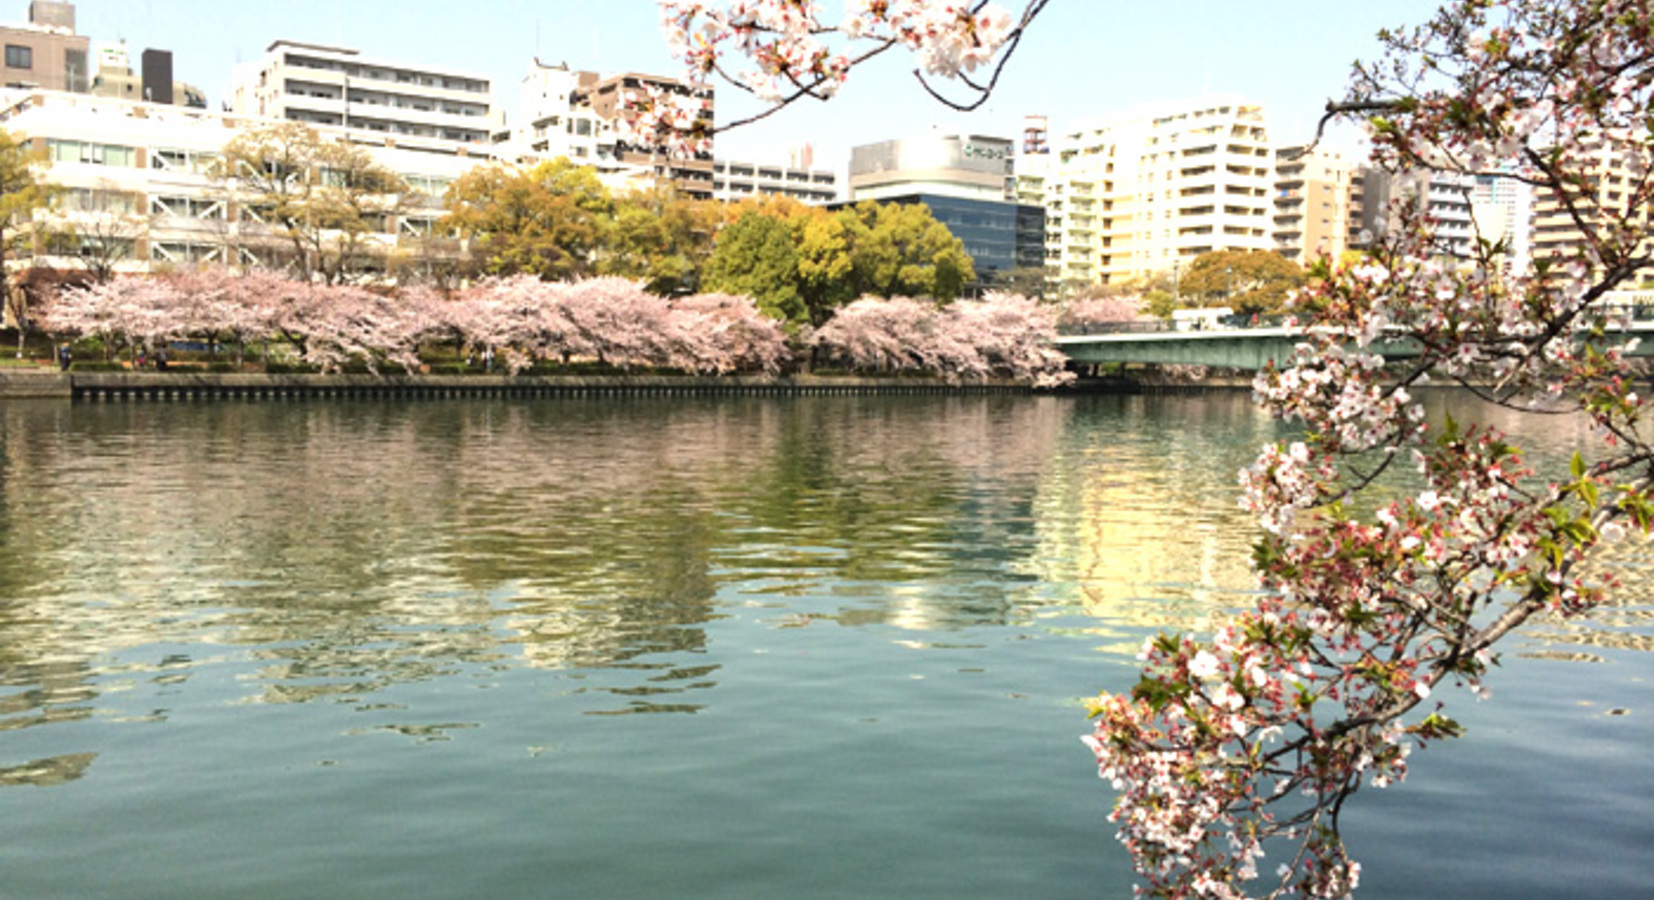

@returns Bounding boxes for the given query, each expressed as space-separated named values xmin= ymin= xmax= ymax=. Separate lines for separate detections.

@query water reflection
xmin=0 ymin=396 xmax=1069 ymax=728
xmin=0 ymin=752 xmax=96 ymax=787
xmin=0 ymin=393 xmax=1646 ymax=731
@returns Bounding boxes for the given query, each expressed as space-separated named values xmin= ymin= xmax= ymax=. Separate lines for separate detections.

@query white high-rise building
xmin=1016 ymin=94 xmax=1275 ymax=290
xmin=229 ymin=40 xmax=501 ymax=157
xmin=1471 ymin=169 xmax=1534 ymax=274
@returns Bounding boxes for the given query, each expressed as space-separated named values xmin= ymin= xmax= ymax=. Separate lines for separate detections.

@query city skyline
xmin=64 ymin=0 xmax=1448 ymax=166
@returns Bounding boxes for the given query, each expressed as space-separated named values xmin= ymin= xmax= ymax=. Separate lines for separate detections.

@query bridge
xmin=1055 ymin=324 xmax=1419 ymax=370
xmin=1057 ymin=295 xmax=1654 ymax=370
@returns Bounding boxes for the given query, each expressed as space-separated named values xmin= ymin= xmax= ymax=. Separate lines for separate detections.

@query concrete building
xmin=1357 ymin=167 xmax=1477 ymax=261
xmin=848 ymin=133 xmax=1043 ymax=290
xmin=569 ymin=70 xmax=715 ymax=200
xmin=0 ymin=1 xmax=88 ymax=93
xmin=230 ymin=40 xmax=500 ymax=157
xmin=1016 ymin=95 xmax=1276 ymax=291
xmin=712 ymin=158 xmax=836 ymax=203
xmin=89 ymin=44 xmax=205 ymax=108
xmin=1272 ymin=145 xmax=1358 ymax=265
xmin=0 ymin=89 xmax=480 ymax=277
xmin=498 ymin=61 xmax=715 ymax=200
xmin=1470 ymin=167 xmax=1534 ymax=275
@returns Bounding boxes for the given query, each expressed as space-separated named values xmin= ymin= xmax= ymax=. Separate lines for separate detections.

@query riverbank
xmin=1 ymin=371 xmax=1053 ymax=401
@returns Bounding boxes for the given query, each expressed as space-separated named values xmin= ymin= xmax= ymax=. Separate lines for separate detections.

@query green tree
xmin=441 ymin=158 xmax=613 ymax=281
xmin=841 ymin=201 xmax=974 ymax=303
xmin=702 ymin=211 xmax=804 ymax=321
xmin=212 ymin=123 xmax=409 ymax=283
xmin=1176 ymin=249 xmax=1305 ymax=315
xmin=0 ymin=130 xmax=56 ymax=355
xmin=793 ymin=209 xmax=855 ymax=326
xmin=600 ymin=187 xmax=720 ymax=294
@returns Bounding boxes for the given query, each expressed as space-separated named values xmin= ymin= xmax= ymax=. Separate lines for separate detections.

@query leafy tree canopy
xmin=1176 ymin=249 xmax=1306 ymax=315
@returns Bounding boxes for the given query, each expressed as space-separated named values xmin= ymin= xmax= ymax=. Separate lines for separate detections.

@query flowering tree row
xmin=39 ymin=268 xmax=1076 ymax=385
xmin=814 ymin=292 xmax=1074 ymax=387
xmin=39 ymin=268 xmax=790 ymax=377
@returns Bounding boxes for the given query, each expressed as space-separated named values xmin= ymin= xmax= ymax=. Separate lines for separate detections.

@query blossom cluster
xmin=642 ymin=0 xmax=1027 ymax=153
xmin=1086 ymin=1 xmax=1654 ymax=896
xmin=814 ymin=291 xmax=1075 ymax=387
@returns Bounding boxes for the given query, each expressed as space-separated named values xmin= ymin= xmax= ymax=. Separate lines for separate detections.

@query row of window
xmin=283 ymin=54 xmax=488 ymax=95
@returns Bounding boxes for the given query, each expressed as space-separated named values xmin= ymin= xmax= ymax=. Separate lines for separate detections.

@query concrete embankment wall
xmin=0 ymin=371 xmax=72 ymax=399
xmin=2 ymin=372 xmax=1035 ymax=402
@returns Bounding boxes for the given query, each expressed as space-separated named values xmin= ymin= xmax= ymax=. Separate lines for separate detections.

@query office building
xmin=848 ymin=133 xmax=1044 ymax=290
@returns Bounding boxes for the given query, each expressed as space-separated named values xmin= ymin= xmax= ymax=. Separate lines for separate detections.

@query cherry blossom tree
xmin=670 ymin=292 xmax=792 ymax=375
xmin=813 ymin=293 xmax=1071 ymax=385
xmin=1079 ymin=1 xmax=1654 ymax=897
xmin=813 ymin=295 xmax=946 ymax=375
xmin=41 ymin=275 xmax=178 ymax=361
xmin=1057 ymin=294 xmax=1147 ymax=333
xmin=941 ymin=291 xmax=1074 ymax=386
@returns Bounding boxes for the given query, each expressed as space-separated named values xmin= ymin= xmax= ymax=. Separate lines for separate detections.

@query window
xmin=6 ymin=45 xmax=31 ymax=69
xmin=47 ymin=140 xmax=136 ymax=167
xmin=150 ymin=195 xmax=224 ymax=220
xmin=58 ymin=188 xmax=138 ymax=214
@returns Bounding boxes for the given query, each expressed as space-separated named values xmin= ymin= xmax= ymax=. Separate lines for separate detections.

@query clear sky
xmin=61 ymin=0 xmax=1448 ymax=169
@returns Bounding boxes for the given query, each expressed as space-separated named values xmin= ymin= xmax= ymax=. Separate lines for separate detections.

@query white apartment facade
xmin=1016 ymin=95 xmax=1276 ymax=289
xmin=712 ymin=159 xmax=837 ymax=204
xmin=230 ymin=40 xmax=501 ymax=158
xmin=0 ymin=90 xmax=481 ymax=277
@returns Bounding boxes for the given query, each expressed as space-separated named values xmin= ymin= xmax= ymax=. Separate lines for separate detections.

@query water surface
xmin=0 ymin=394 xmax=1647 ymax=899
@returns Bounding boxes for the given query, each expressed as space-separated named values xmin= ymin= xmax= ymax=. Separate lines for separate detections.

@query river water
xmin=0 ymin=393 xmax=1647 ymax=899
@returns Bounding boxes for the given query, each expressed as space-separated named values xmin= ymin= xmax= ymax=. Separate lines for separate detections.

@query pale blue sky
xmin=65 ymin=1 xmax=1447 ymax=168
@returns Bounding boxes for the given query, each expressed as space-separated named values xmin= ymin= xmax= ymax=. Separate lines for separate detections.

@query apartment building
xmin=712 ymin=159 xmax=836 ymax=203
xmin=1526 ymin=139 xmax=1652 ymax=280
xmin=1272 ymin=145 xmax=1357 ymax=264
xmin=229 ymin=40 xmax=500 ymax=157
xmin=570 ymin=71 xmax=714 ymax=200
xmin=0 ymin=1 xmax=87 ymax=92
xmin=1017 ymin=95 xmax=1276 ymax=290
xmin=1357 ymin=167 xmax=1477 ymax=261
xmin=498 ymin=62 xmax=716 ymax=199
xmin=0 ymin=90 xmax=479 ymax=275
